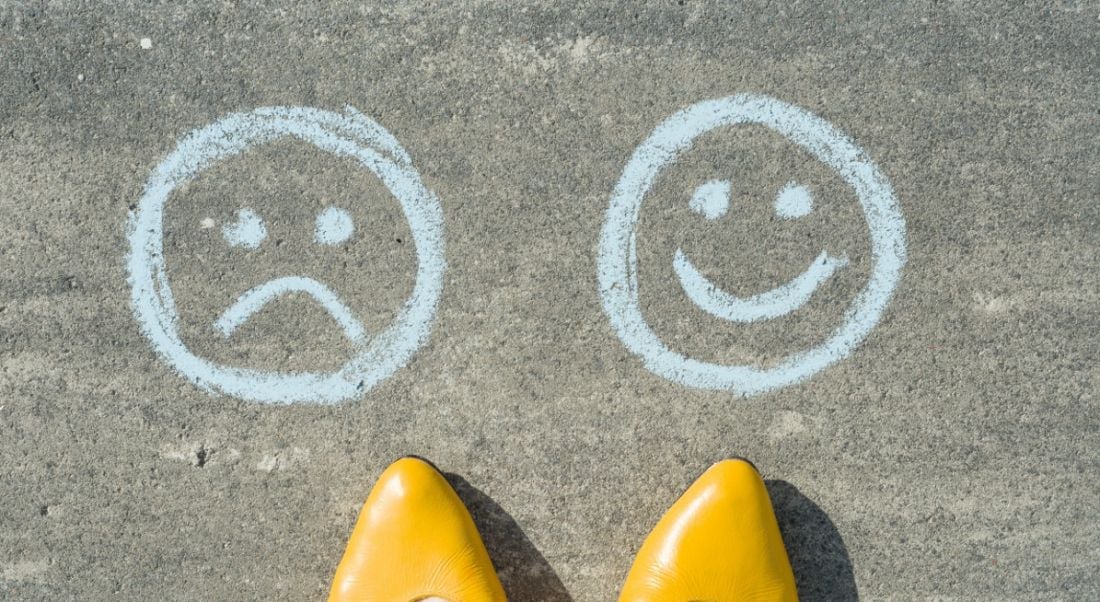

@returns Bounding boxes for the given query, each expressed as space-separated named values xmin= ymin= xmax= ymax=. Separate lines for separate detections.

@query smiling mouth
xmin=673 ymin=249 xmax=849 ymax=323
xmin=214 ymin=276 xmax=367 ymax=344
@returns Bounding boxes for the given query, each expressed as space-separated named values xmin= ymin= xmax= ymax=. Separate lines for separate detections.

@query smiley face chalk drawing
xmin=127 ymin=106 xmax=445 ymax=405
xmin=597 ymin=94 xmax=906 ymax=395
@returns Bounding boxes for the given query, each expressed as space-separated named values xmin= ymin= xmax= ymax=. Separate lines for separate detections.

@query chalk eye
xmin=689 ymin=179 xmax=731 ymax=220
xmin=774 ymin=181 xmax=814 ymax=219
xmin=222 ymin=208 xmax=267 ymax=249
xmin=314 ymin=207 xmax=355 ymax=245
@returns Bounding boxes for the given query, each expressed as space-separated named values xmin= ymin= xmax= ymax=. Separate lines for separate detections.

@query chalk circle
xmin=314 ymin=207 xmax=355 ymax=245
xmin=127 ymin=106 xmax=446 ymax=404
xmin=597 ymin=94 xmax=906 ymax=395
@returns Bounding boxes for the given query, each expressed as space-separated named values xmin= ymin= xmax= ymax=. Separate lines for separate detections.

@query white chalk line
xmin=214 ymin=276 xmax=368 ymax=344
xmin=597 ymin=94 xmax=906 ymax=395
xmin=127 ymin=106 xmax=445 ymax=404
xmin=673 ymin=249 xmax=849 ymax=323
xmin=221 ymin=207 xmax=267 ymax=249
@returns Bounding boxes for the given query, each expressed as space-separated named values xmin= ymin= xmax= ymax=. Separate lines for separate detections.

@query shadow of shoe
xmin=445 ymin=473 xmax=573 ymax=602
xmin=767 ymin=480 xmax=859 ymax=601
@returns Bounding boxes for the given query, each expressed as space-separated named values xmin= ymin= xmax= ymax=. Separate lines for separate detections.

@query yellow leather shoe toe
xmin=327 ymin=457 xmax=507 ymax=602
xmin=619 ymin=459 xmax=798 ymax=602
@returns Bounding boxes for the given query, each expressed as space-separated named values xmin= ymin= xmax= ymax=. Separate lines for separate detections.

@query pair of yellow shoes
xmin=328 ymin=457 xmax=798 ymax=602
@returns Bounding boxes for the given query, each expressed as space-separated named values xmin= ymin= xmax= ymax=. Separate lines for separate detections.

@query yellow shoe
xmin=619 ymin=459 xmax=798 ymax=602
xmin=327 ymin=457 xmax=507 ymax=602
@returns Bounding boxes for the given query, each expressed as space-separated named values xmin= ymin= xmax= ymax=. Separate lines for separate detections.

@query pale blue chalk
xmin=597 ymin=94 xmax=907 ymax=395
xmin=127 ymin=106 xmax=446 ymax=405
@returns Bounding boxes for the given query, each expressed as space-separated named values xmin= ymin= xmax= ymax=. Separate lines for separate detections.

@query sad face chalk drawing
xmin=127 ymin=106 xmax=445 ymax=405
xmin=598 ymin=94 xmax=907 ymax=395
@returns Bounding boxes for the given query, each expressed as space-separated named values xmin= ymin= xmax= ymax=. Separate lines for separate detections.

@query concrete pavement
xmin=1 ymin=1 xmax=1098 ymax=599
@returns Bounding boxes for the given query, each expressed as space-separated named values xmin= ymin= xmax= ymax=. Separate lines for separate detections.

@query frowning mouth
xmin=673 ymin=249 xmax=848 ymax=323
xmin=214 ymin=276 xmax=367 ymax=344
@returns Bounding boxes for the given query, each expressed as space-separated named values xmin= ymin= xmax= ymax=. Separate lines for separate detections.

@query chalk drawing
xmin=678 ymin=179 xmax=849 ymax=322
xmin=127 ymin=106 xmax=446 ymax=405
xmin=222 ymin=207 xmax=267 ymax=248
xmin=314 ymin=207 xmax=355 ymax=245
xmin=214 ymin=276 xmax=367 ymax=344
xmin=688 ymin=179 xmax=731 ymax=220
xmin=773 ymin=181 xmax=814 ymax=219
xmin=672 ymin=248 xmax=849 ymax=323
xmin=597 ymin=94 xmax=906 ymax=395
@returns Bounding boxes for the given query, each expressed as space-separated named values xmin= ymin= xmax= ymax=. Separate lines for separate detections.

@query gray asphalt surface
xmin=2 ymin=1 xmax=1098 ymax=600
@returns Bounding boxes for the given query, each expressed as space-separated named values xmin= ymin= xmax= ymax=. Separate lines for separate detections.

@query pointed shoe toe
xmin=328 ymin=457 xmax=507 ymax=602
xmin=619 ymin=459 xmax=798 ymax=602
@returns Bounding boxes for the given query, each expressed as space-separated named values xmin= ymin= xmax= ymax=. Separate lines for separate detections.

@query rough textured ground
xmin=1 ymin=1 xmax=1098 ymax=600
